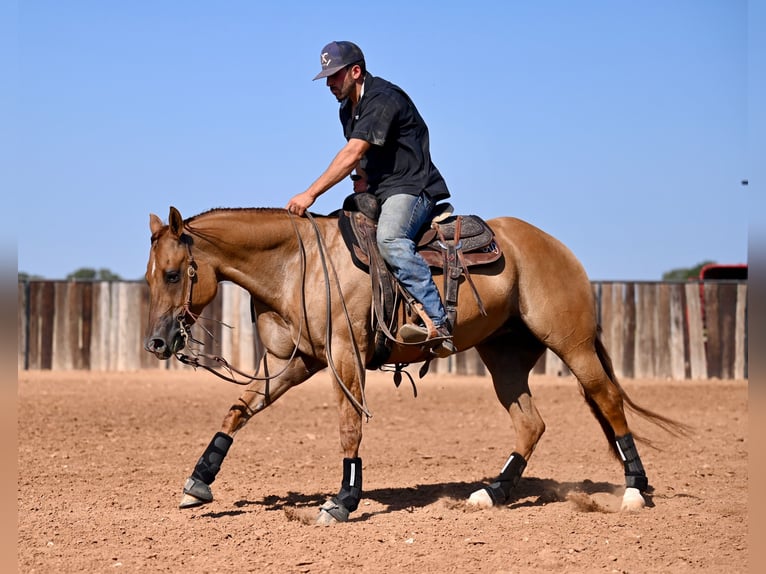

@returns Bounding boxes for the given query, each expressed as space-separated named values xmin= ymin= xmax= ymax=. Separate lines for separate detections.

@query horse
xmin=144 ymin=205 xmax=683 ymax=524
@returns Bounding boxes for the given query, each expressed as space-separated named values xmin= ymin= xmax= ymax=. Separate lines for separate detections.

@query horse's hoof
xmin=179 ymin=477 xmax=213 ymax=509
xmin=315 ymin=498 xmax=349 ymax=525
xmin=467 ymin=488 xmax=494 ymax=509
xmin=620 ymin=487 xmax=645 ymax=511
xmin=179 ymin=493 xmax=210 ymax=508
xmin=315 ymin=508 xmax=339 ymax=526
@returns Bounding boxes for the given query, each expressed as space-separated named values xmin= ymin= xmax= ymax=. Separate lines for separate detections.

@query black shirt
xmin=340 ymin=74 xmax=450 ymax=203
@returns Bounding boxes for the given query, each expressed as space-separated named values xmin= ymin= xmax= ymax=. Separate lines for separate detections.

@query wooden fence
xmin=17 ymin=280 xmax=748 ymax=380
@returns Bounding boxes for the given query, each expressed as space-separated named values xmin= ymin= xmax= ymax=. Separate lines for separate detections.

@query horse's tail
xmin=583 ymin=329 xmax=692 ymax=458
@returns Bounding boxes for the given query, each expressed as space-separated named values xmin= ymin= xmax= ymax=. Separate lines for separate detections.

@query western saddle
xmin=336 ymin=192 xmax=503 ymax=369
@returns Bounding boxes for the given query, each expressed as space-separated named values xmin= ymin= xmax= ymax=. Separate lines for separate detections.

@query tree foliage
xmin=661 ymin=260 xmax=716 ymax=281
xmin=17 ymin=272 xmax=44 ymax=281
xmin=18 ymin=268 xmax=123 ymax=281
xmin=66 ymin=268 xmax=122 ymax=281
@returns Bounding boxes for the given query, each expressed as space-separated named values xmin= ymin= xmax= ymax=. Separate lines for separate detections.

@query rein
xmin=172 ymin=211 xmax=372 ymax=420
xmin=304 ymin=211 xmax=370 ymax=419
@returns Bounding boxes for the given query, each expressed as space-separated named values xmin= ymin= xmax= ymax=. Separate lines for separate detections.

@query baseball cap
xmin=313 ymin=41 xmax=365 ymax=80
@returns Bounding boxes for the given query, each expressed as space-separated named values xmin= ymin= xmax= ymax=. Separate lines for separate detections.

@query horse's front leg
xmin=179 ymin=352 xmax=319 ymax=509
xmin=315 ymin=356 xmax=365 ymax=525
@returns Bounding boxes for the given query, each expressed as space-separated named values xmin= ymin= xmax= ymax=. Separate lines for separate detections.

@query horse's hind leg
xmin=468 ymin=328 xmax=546 ymax=508
xmin=558 ymin=338 xmax=648 ymax=511
xmin=179 ymin=352 xmax=321 ymax=509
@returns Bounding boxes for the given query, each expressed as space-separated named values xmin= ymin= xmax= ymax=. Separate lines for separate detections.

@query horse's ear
xmin=149 ymin=213 xmax=163 ymax=236
xmin=168 ymin=206 xmax=184 ymax=238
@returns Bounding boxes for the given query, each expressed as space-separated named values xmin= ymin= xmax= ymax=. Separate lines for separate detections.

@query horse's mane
xmin=186 ymin=207 xmax=285 ymax=224
xmin=186 ymin=207 xmax=333 ymax=224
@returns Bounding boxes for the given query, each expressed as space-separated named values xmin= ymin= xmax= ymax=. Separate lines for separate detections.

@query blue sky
xmin=6 ymin=0 xmax=760 ymax=281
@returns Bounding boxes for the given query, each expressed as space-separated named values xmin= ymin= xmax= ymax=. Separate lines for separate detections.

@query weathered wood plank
xmin=601 ymin=283 xmax=626 ymax=379
xmin=716 ymin=283 xmax=738 ymax=380
xmin=221 ymin=282 xmax=258 ymax=372
xmin=18 ymin=282 xmax=28 ymax=371
xmin=685 ymin=282 xmax=707 ymax=379
xmin=52 ymin=282 xmax=92 ymax=371
xmin=90 ymin=282 xmax=112 ymax=371
xmin=432 ymin=354 xmax=452 ymax=374
xmin=28 ymin=282 xmax=55 ymax=370
xmin=703 ymin=283 xmax=722 ymax=379
xmin=668 ymin=284 xmax=687 ymax=380
xmin=656 ymin=284 xmax=672 ymax=378
xmin=545 ymin=350 xmax=569 ymax=377
xmin=456 ymin=348 xmax=484 ymax=376
xmin=51 ymin=283 xmax=73 ymax=370
xmin=621 ymin=284 xmax=636 ymax=379
xmin=635 ymin=283 xmax=657 ymax=378
xmin=734 ymin=284 xmax=747 ymax=379
xmin=78 ymin=282 xmax=93 ymax=369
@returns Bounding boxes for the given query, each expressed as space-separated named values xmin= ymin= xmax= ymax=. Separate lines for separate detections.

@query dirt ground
xmin=18 ymin=368 xmax=748 ymax=573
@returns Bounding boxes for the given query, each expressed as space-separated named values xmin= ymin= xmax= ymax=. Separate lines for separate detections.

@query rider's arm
xmin=286 ymin=138 xmax=370 ymax=215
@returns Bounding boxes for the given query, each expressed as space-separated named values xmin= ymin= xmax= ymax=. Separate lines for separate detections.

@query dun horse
xmin=144 ymin=205 xmax=681 ymax=524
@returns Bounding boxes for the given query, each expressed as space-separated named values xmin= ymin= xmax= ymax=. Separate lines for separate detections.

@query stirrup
xmin=399 ymin=323 xmax=452 ymax=343
xmin=399 ymin=322 xmax=454 ymax=358
xmin=399 ymin=323 xmax=432 ymax=343
xmin=430 ymin=337 xmax=456 ymax=359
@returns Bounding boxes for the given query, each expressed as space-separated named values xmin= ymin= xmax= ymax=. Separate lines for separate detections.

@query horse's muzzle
xmin=144 ymin=318 xmax=186 ymax=359
xmin=144 ymin=335 xmax=177 ymax=360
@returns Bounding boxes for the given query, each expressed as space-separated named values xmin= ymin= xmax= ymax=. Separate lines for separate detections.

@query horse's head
xmin=144 ymin=206 xmax=219 ymax=359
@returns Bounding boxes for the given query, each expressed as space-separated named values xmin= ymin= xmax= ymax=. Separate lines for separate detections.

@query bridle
xmin=175 ymin=237 xmax=201 ymax=349
xmin=170 ymin=212 xmax=372 ymax=419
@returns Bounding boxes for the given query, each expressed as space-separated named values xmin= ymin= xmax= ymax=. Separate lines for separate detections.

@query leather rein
xmin=172 ymin=212 xmax=372 ymax=420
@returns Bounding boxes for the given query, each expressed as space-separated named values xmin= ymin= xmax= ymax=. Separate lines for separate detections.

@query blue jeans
xmin=376 ymin=192 xmax=447 ymax=327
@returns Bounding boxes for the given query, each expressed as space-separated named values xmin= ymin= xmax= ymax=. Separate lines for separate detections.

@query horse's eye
xmin=165 ymin=270 xmax=181 ymax=284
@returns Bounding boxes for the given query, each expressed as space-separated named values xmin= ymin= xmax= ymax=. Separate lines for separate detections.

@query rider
xmin=286 ymin=41 xmax=455 ymax=357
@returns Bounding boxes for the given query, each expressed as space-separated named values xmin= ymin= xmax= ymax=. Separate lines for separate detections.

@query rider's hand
xmin=286 ymin=191 xmax=315 ymax=216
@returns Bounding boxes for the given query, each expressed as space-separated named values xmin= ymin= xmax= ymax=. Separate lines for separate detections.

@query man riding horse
xmin=286 ymin=41 xmax=455 ymax=357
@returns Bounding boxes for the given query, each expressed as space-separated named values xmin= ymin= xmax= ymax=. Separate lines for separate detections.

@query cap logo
xmin=320 ymin=52 xmax=331 ymax=69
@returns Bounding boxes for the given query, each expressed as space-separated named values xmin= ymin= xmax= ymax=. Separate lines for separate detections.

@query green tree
xmin=18 ymin=272 xmax=44 ymax=281
xmin=662 ymin=260 xmax=716 ymax=281
xmin=66 ymin=267 xmax=122 ymax=281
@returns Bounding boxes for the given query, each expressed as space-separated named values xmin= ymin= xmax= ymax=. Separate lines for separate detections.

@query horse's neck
xmin=191 ymin=209 xmax=331 ymax=308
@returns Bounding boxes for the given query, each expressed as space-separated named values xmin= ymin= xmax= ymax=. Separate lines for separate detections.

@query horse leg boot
xmin=467 ymin=391 xmax=544 ymax=508
xmin=565 ymin=345 xmax=649 ymax=512
xmin=615 ymin=432 xmax=648 ymax=511
xmin=317 ymin=457 xmax=363 ymax=523
xmin=472 ymin=451 xmax=528 ymax=506
xmin=469 ymin=335 xmax=546 ymax=508
xmin=316 ymin=359 xmax=365 ymax=525
xmin=180 ymin=432 xmax=232 ymax=508
xmin=179 ymin=354 xmax=317 ymax=509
